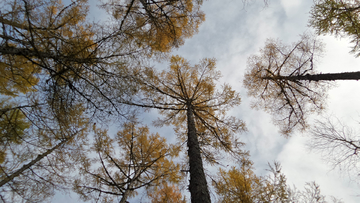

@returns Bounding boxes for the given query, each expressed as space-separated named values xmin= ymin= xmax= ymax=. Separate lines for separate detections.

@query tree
xmin=244 ymin=34 xmax=329 ymax=135
xmin=307 ymin=117 xmax=360 ymax=177
xmin=148 ymin=183 xmax=187 ymax=203
xmin=74 ymin=123 xmax=182 ymax=203
xmin=212 ymin=159 xmax=289 ymax=203
xmin=129 ymin=55 xmax=246 ymax=203
xmin=0 ymin=0 xmax=206 ymax=201
xmin=0 ymin=0 xmax=206 ymax=121
xmin=243 ymin=33 xmax=360 ymax=136
xmin=212 ymin=158 xmax=343 ymax=203
xmin=0 ymin=99 xmax=31 ymax=163
xmin=242 ymin=34 xmax=360 ymax=136
xmin=309 ymin=0 xmax=360 ymax=56
xmin=100 ymin=0 xmax=205 ymax=53
xmin=0 ymin=103 xmax=90 ymax=202
xmin=212 ymin=158 xmax=264 ymax=203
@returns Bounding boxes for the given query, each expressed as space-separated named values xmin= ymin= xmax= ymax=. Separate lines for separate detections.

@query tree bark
xmin=0 ymin=46 xmax=96 ymax=64
xmin=119 ymin=164 xmax=140 ymax=203
xmin=119 ymin=185 xmax=131 ymax=203
xmin=0 ymin=135 xmax=74 ymax=187
xmin=264 ymin=71 xmax=360 ymax=82
xmin=186 ymin=105 xmax=211 ymax=203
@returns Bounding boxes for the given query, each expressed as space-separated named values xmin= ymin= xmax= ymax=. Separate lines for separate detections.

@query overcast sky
xmin=54 ymin=0 xmax=360 ymax=202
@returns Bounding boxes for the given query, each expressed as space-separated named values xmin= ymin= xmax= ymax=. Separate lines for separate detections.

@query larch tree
xmin=212 ymin=158 xmax=264 ymax=203
xmin=308 ymin=117 xmax=360 ymax=178
xmin=0 ymin=102 xmax=90 ymax=202
xmin=0 ymin=0 xmax=206 ymax=122
xmin=0 ymin=0 xmax=206 ymax=201
xmin=309 ymin=0 xmax=360 ymax=57
xmin=244 ymin=0 xmax=360 ymax=135
xmin=74 ymin=123 xmax=182 ymax=203
xmin=287 ymin=182 xmax=344 ymax=203
xmin=148 ymin=183 xmax=187 ymax=203
xmin=212 ymin=158 xmax=343 ymax=203
xmin=244 ymin=34 xmax=329 ymax=135
xmin=243 ymin=33 xmax=360 ymax=136
xmin=129 ymin=55 xmax=246 ymax=203
xmin=212 ymin=157 xmax=290 ymax=203
xmin=100 ymin=0 xmax=205 ymax=53
xmin=284 ymin=0 xmax=360 ymax=180
xmin=0 ymin=0 xmax=94 ymax=195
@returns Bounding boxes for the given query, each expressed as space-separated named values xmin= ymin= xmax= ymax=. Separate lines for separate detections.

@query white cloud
xmin=280 ymin=0 xmax=302 ymax=16
xmin=51 ymin=0 xmax=360 ymax=202
xmin=278 ymin=135 xmax=359 ymax=203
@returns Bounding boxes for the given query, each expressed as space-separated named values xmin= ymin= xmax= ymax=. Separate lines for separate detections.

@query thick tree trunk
xmin=119 ymin=165 xmax=140 ymax=203
xmin=267 ymin=71 xmax=360 ymax=82
xmin=119 ymin=188 xmax=131 ymax=203
xmin=186 ymin=105 xmax=211 ymax=203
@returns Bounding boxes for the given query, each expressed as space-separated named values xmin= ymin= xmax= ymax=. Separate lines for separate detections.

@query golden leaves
xmin=212 ymin=160 xmax=262 ymax=203
xmin=0 ymin=55 xmax=40 ymax=96
xmin=0 ymin=100 xmax=30 ymax=163
xmin=309 ymin=0 xmax=360 ymax=56
xmin=243 ymin=34 xmax=328 ymax=136
xmin=75 ymin=123 xmax=182 ymax=202
xmin=102 ymin=0 xmax=205 ymax=53
xmin=137 ymin=55 xmax=245 ymax=162
xmin=213 ymin=160 xmax=291 ymax=203
xmin=148 ymin=183 xmax=186 ymax=203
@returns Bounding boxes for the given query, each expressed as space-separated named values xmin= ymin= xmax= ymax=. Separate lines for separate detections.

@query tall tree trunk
xmin=186 ymin=105 xmax=211 ymax=203
xmin=266 ymin=71 xmax=360 ymax=82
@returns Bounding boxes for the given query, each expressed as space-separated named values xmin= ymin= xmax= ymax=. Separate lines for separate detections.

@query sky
xmin=54 ymin=0 xmax=360 ymax=202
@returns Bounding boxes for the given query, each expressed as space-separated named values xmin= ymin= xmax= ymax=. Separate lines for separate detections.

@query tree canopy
xmin=0 ymin=0 xmax=356 ymax=202
xmin=74 ymin=123 xmax=181 ymax=203
xmin=213 ymin=158 xmax=344 ymax=203
xmin=0 ymin=0 xmax=206 ymax=201
xmin=131 ymin=55 xmax=246 ymax=202
xmin=309 ymin=0 xmax=360 ymax=56
xmin=243 ymin=34 xmax=329 ymax=136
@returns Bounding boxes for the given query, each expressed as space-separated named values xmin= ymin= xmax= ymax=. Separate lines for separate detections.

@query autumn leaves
xmin=74 ymin=123 xmax=182 ymax=202
xmin=130 ymin=56 xmax=245 ymax=202
xmin=1 ymin=0 xmax=358 ymax=202
xmin=244 ymin=35 xmax=328 ymax=136
xmin=0 ymin=0 xmax=207 ymax=202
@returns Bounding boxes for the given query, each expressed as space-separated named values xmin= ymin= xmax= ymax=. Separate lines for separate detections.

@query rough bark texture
xmin=187 ymin=105 xmax=211 ymax=203
xmin=266 ymin=71 xmax=360 ymax=82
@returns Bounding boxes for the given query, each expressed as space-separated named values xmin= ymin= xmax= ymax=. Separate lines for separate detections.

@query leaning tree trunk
xmin=272 ymin=71 xmax=360 ymax=81
xmin=186 ymin=105 xmax=211 ymax=203
xmin=0 ymin=134 xmax=74 ymax=187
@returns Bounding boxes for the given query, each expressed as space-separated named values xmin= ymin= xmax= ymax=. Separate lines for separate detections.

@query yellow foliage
xmin=309 ymin=0 xmax=360 ymax=56
xmin=213 ymin=161 xmax=262 ymax=203
xmin=213 ymin=160 xmax=290 ymax=203
xmin=1 ymin=0 xmax=96 ymax=87
xmin=75 ymin=123 xmax=181 ymax=202
xmin=243 ymin=35 xmax=328 ymax=136
xmin=103 ymin=0 xmax=205 ymax=53
xmin=0 ymin=99 xmax=31 ymax=163
xmin=138 ymin=55 xmax=245 ymax=163
xmin=0 ymin=55 xmax=39 ymax=96
xmin=148 ymin=183 xmax=186 ymax=203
